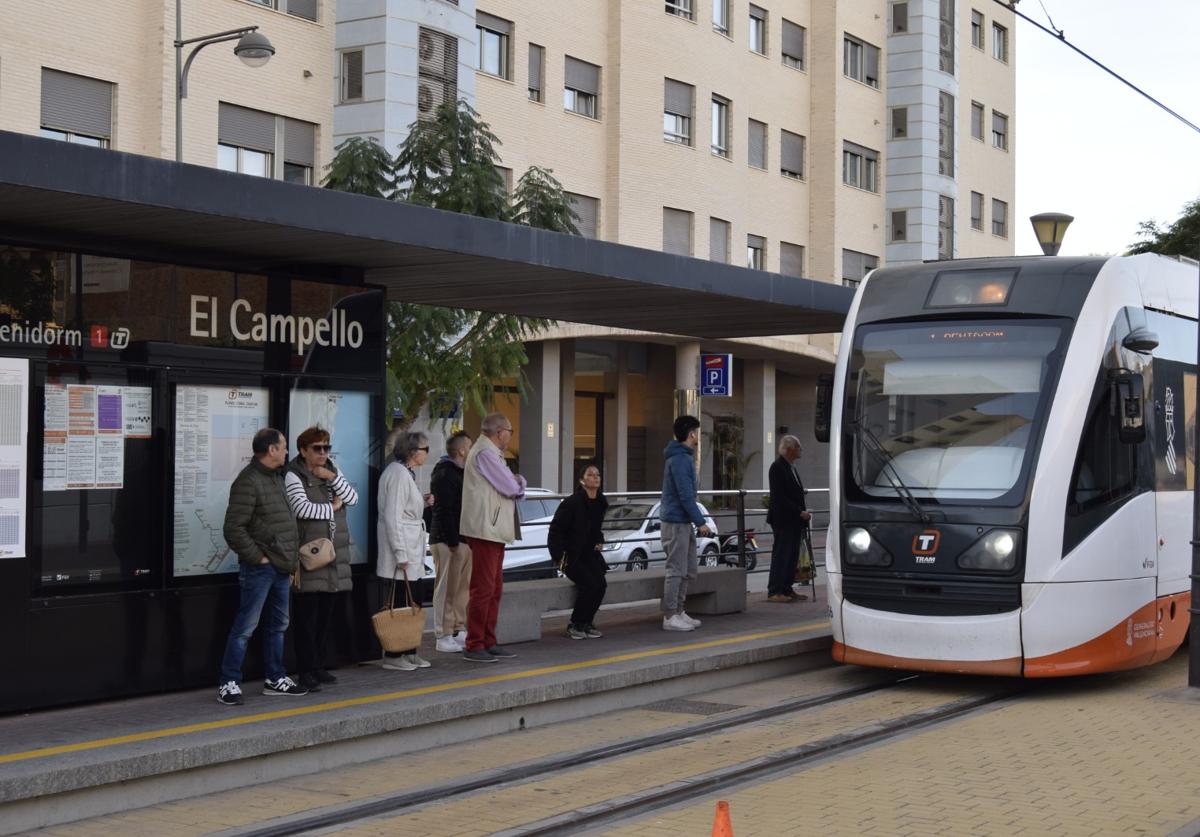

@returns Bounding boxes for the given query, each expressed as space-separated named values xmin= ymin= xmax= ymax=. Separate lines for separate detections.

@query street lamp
xmin=174 ymin=4 xmax=275 ymax=162
xmin=1029 ymin=212 xmax=1074 ymax=256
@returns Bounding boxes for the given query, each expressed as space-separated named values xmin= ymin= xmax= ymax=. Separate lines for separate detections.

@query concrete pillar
xmin=603 ymin=344 xmax=630 ymax=492
xmin=519 ymin=341 xmax=561 ymax=490
xmin=558 ymin=339 xmax=576 ymax=492
xmin=742 ymin=360 xmax=775 ymax=490
xmin=675 ymin=341 xmax=701 ymax=478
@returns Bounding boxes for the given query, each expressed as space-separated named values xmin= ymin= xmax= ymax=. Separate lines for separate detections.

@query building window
xmin=217 ymin=143 xmax=271 ymax=177
xmin=710 ymin=217 xmax=730 ymax=262
xmin=892 ymin=2 xmax=908 ymax=34
xmin=567 ymin=192 xmax=600 ymax=238
xmin=781 ymin=19 xmax=805 ymax=69
xmin=971 ymin=101 xmax=984 ymax=140
xmin=747 ymin=234 xmax=765 ymax=270
xmin=747 ymin=119 xmax=767 ymax=169
xmin=497 ymin=166 xmax=513 ymax=195
xmin=971 ymin=10 xmax=984 ymax=49
xmin=217 ymin=104 xmax=314 ymax=183
xmin=40 ymin=68 xmax=114 ymax=148
xmin=992 ymin=110 xmax=1008 ymax=150
xmin=939 ymin=0 xmax=954 ymax=73
xmin=780 ymin=129 xmax=804 ymax=179
xmin=564 ymin=56 xmax=600 ymax=118
xmin=663 ymin=207 xmax=693 ymax=256
xmin=282 ymin=117 xmax=316 ymax=184
xmin=992 ymin=198 xmax=1008 ymax=237
xmin=970 ymin=191 xmax=984 ymax=230
xmin=992 ymin=22 xmax=1008 ymax=62
xmin=666 ymin=0 xmax=693 ymax=21
xmin=842 ymin=142 xmax=879 ymax=192
xmin=891 ymin=210 xmax=907 ymax=242
xmin=938 ymin=91 xmax=954 ymax=176
xmin=713 ymin=0 xmax=730 ymax=35
xmin=664 ymin=78 xmax=694 ymax=145
xmin=476 ymin=12 xmax=512 ymax=79
xmin=844 ymin=35 xmax=880 ymax=88
xmin=780 ymin=242 xmax=804 ymax=277
xmin=340 ymin=50 xmax=364 ymax=103
xmin=749 ymin=5 xmax=767 ymax=55
xmin=528 ymin=44 xmax=544 ymax=102
xmin=711 ymin=96 xmax=730 ymax=157
xmin=842 ymin=249 xmax=878 ymax=288
xmin=892 ymin=106 xmax=908 ymax=139
xmin=938 ymin=195 xmax=954 ymax=258
xmin=418 ymin=28 xmax=458 ymax=121
xmin=248 ymin=0 xmax=317 ymax=22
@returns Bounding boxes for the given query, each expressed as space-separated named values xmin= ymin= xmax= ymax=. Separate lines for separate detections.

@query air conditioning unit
xmin=419 ymin=31 xmax=445 ymax=74
xmin=417 ymin=80 xmax=436 ymax=114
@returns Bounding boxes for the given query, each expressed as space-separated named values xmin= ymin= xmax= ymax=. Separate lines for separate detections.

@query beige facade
xmin=0 ymin=0 xmax=334 ymax=175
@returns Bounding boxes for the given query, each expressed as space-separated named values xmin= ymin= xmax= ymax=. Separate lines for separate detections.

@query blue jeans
xmin=219 ymin=562 xmax=291 ymax=684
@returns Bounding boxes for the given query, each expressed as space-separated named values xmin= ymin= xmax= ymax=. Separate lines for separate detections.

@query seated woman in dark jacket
xmin=547 ymin=462 xmax=608 ymax=640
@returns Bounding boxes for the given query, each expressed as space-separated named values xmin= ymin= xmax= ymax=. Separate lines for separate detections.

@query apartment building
xmin=346 ymin=0 xmax=1017 ymax=494
xmin=0 ymin=0 xmax=334 ymax=180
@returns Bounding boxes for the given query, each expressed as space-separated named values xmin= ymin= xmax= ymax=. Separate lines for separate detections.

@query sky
xmin=1014 ymin=0 xmax=1200 ymax=256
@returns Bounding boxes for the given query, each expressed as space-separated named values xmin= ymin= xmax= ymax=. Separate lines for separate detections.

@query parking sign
xmin=700 ymin=353 xmax=733 ymax=397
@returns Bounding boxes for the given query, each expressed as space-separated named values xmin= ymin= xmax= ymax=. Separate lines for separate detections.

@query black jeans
xmin=564 ymin=551 xmax=608 ymax=627
xmin=292 ymin=591 xmax=339 ymax=675
xmin=767 ymin=527 xmax=805 ymax=596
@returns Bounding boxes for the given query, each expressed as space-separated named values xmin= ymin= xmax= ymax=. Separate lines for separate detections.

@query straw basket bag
xmin=372 ymin=569 xmax=424 ymax=653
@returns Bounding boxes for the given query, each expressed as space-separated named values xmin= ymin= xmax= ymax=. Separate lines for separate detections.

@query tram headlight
xmin=843 ymin=527 xmax=893 ymax=567
xmin=957 ymin=529 xmax=1021 ymax=572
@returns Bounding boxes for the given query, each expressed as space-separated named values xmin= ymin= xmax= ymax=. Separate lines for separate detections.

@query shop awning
xmin=0 ymin=131 xmax=852 ymax=339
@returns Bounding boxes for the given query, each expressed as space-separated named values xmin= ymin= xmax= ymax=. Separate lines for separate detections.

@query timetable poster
xmin=65 ymin=385 xmax=97 ymax=489
xmin=43 ymin=384 xmax=68 ymax=492
xmin=44 ymin=385 xmax=150 ymax=491
xmin=0 ymin=358 xmax=29 ymax=558
xmin=94 ymin=386 xmax=124 ymax=489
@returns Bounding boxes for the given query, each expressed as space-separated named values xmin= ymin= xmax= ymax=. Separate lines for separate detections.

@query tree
xmin=512 ymin=166 xmax=580 ymax=234
xmin=1128 ymin=197 xmax=1200 ymax=257
xmin=320 ymin=136 xmax=394 ymax=198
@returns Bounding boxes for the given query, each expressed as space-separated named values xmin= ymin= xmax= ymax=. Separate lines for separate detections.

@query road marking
xmin=0 ymin=622 xmax=829 ymax=765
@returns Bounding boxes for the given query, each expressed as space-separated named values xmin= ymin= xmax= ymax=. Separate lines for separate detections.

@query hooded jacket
xmin=547 ymin=484 xmax=608 ymax=568
xmin=659 ymin=440 xmax=705 ymax=526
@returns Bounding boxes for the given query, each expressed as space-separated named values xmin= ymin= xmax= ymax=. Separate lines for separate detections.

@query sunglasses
xmin=309 ymin=444 xmax=332 ymax=453
xmin=417 ymin=446 xmax=430 ymax=452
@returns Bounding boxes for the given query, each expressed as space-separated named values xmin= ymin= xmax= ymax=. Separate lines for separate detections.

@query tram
xmin=820 ymin=254 xmax=1195 ymax=676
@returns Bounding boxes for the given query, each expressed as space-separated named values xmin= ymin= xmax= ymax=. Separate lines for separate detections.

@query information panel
xmin=173 ymin=385 xmax=269 ymax=576
xmin=0 ymin=358 xmax=28 ymax=558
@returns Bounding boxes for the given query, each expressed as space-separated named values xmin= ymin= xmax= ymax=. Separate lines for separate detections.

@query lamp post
xmin=1029 ymin=212 xmax=1074 ymax=256
xmin=174 ymin=2 xmax=275 ymax=162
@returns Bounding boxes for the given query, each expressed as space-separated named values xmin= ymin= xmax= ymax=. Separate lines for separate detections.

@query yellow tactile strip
xmin=603 ymin=653 xmax=1200 ymax=837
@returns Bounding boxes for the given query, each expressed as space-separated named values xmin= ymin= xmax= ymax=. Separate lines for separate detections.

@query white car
xmin=600 ymin=501 xmax=720 ymax=571
xmin=507 ymin=488 xmax=562 ymax=578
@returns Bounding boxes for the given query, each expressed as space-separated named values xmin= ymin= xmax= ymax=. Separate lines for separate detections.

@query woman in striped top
xmin=285 ymin=426 xmax=359 ymax=692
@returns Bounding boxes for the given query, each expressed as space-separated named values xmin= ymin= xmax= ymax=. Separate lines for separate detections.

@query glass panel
xmin=71 ymin=134 xmax=105 ymax=148
xmin=603 ymin=502 xmax=654 ymax=531
xmin=40 ymin=128 xmax=69 ymax=142
xmin=217 ymin=143 xmax=238 ymax=172
xmin=480 ymin=29 xmax=503 ymax=76
xmin=241 ymin=148 xmax=270 ymax=177
xmin=284 ymin=163 xmax=311 ymax=185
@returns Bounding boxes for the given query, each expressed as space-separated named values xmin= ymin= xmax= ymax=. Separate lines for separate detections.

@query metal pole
xmin=1191 ymin=245 xmax=1200 ymax=688
xmin=736 ymin=489 xmax=747 ymax=568
xmin=175 ymin=0 xmax=182 ymax=162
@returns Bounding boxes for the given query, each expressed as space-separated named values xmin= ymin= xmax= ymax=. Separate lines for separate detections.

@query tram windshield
xmin=847 ymin=320 xmax=1066 ymax=502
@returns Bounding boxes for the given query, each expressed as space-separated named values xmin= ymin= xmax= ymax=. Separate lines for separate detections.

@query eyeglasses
xmin=310 ymin=444 xmax=332 ymax=453
xmin=417 ymin=446 xmax=430 ymax=452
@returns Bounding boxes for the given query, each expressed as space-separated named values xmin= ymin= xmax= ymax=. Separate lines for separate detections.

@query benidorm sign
xmin=189 ymin=295 xmax=365 ymax=356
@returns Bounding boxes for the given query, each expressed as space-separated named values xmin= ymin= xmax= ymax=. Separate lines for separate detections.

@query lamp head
xmin=1030 ymin=212 xmax=1074 ymax=256
xmin=234 ymin=30 xmax=275 ymax=68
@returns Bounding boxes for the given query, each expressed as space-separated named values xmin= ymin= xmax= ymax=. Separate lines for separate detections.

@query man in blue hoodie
xmin=659 ymin=415 xmax=712 ymax=631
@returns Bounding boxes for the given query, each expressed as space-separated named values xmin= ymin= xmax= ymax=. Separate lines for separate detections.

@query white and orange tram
xmin=822 ymin=254 xmax=1194 ymax=676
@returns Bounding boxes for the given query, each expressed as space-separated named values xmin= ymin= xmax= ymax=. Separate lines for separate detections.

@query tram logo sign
xmin=912 ymin=530 xmax=940 ymax=558
xmin=1164 ymin=387 xmax=1177 ymax=475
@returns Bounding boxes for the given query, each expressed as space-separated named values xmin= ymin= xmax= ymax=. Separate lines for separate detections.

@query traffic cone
xmin=711 ymin=800 xmax=734 ymax=837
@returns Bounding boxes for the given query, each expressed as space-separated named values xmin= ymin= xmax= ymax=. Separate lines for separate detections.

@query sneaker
xmin=681 ymin=612 xmax=702 ymax=628
xmin=485 ymin=645 xmax=517 ymax=658
xmin=217 ymin=681 xmax=243 ymax=705
xmin=404 ymin=652 xmax=432 ymax=669
xmin=767 ymin=593 xmax=793 ymax=603
xmin=463 ymin=648 xmax=498 ymax=663
xmin=298 ymin=672 xmax=323 ymax=692
xmin=382 ymin=654 xmax=418 ymax=671
xmin=436 ymin=636 xmax=464 ymax=653
xmin=453 ymin=630 xmax=467 ymax=645
xmin=315 ymin=669 xmax=338 ymax=684
xmin=583 ymin=624 xmax=603 ymax=638
xmin=263 ymin=676 xmax=308 ymax=696
xmin=663 ymin=613 xmax=695 ymax=632
xmin=566 ymin=624 xmax=587 ymax=640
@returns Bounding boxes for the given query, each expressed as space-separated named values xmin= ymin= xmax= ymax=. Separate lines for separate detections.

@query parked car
xmin=599 ymin=501 xmax=719 ymax=571
xmin=506 ymin=488 xmax=561 ymax=578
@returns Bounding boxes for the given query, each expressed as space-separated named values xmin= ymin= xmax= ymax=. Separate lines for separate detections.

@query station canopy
xmin=0 ymin=131 xmax=851 ymax=339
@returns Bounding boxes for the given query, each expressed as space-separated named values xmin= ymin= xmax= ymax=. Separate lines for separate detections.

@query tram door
xmin=1151 ymin=360 xmax=1195 ymax=599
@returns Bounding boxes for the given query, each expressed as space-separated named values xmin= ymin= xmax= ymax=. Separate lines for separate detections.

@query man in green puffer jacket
xmin=217 ymin=428 xmax=307 ymax=705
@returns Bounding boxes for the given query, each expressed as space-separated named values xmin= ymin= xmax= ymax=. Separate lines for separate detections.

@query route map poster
xmin=288 ymin=389 xmax=371 ymax=564
xmin=173 ymin=385 xmax=268 ymax=576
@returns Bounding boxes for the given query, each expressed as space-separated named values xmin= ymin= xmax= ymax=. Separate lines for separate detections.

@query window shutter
xmin=865 ymin=43 xmax=880 ymax=83
xmin=844 ymin=140 xmax=878 ymax=161
xmin=664 ymin=78 xmax=693 ymax=115
xmin=748 ymin=119 xmax=766 ymax=168
xmin=342 ymin=51 xmax=363 ymax=100
xmin=475 ymin=11 xmax=511 ymax=34
xmin=782 ymin=19 xmax=805 ymax=62
xmin=992 ymin=111 xmax=1006 ymax=135
xmin=568 ymin=193 xmax=599 ymax=238
xmin=709 ymin=218 xmax=730 ymax=262
xmin=218 ymin=102 xmax=276 ymax=153
xmin=40 ymin=68 xmax=113 ymax=138
xmin=528 ymin=44 xmax=543 ymax=92
xmin=780 ymin=242 xmax=803 ymax=277
xmin=564 ymin=57 xmax=599 ymax=95
xmin=283 ymin=118 xmax=315 ymax=166
xmin=663 ymin=208 xmax=692 ymax=256
xmin=749 ymin=5 xmax=765 ymax=21
xmin=971 ymin=102 xmax=983 ymax=138
xmin=285 ymin=0 xmax=317 ymax=21
xmin=781 ymin=130 xmax=804 ymax=175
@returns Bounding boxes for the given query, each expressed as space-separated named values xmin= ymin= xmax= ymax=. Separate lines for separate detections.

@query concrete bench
xmin=495 ymin=566 xmax=747 ymax=644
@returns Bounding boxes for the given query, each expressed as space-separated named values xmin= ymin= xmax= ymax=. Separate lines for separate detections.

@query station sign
xmin=700 ymin=353 xmax=733 ymax=397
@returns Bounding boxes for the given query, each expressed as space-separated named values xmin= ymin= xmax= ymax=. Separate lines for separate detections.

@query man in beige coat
xmin=460 ymin=413 xmax=526 ymax=663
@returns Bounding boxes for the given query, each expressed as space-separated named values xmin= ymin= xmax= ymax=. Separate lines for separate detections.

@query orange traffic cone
xmin=711 ymin=800 xmax=734 ymax=837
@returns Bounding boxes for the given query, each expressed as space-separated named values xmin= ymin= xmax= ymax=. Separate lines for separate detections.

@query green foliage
xmin=1128 ymin=197 xmax=1200 ymax=257
xmin=320 ymin=137 xmax=395 ymax=198
xmin=704 ymin=414 xmax=760 ymax=508
xmin=512 ymin=166 xmax=580 ymax=234
xmin=0 ymin=248 xmax=54 ymax=323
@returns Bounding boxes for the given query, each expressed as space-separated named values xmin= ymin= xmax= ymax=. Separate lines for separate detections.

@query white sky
xmin=1014 ymin=0 xmax=1200 ymax=256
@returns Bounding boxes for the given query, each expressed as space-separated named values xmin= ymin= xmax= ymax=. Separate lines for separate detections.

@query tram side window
xmin=1071 ymin=387 xmax=1137 ymax=513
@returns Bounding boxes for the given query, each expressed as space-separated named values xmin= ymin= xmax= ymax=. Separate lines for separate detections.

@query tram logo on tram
xmin=912 ymin=530 xmax=940 ymax=557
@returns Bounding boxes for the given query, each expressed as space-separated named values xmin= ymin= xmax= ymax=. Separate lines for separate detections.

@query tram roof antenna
xmin=850 ymin=421 xmax=932 ymax=524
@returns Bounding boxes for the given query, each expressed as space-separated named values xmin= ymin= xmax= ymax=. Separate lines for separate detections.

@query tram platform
xmin=0 ymin=585 xmax=832 ymax=835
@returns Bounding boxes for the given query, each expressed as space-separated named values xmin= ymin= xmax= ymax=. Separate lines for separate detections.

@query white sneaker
xmin=681 ymin=612 xmax=702 ymax=628
xmin=382 ymin=654 xmax=417 ymax=671
xmin=663 ymin=613 xmax=695 ymax=632
xmin=436 ymin=636 xmax=464 ymax=653
xmin=404 ymin=652 xmax=432 ymax=669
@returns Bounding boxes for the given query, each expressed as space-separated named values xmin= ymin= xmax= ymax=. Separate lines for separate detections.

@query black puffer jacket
xmin=223 ymin=459 xmax=299 ymax=573
xmin=429 ymin=457 xmax=465 ymax=547
xmin=547 ymin=486 xmax=608 ymax=568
